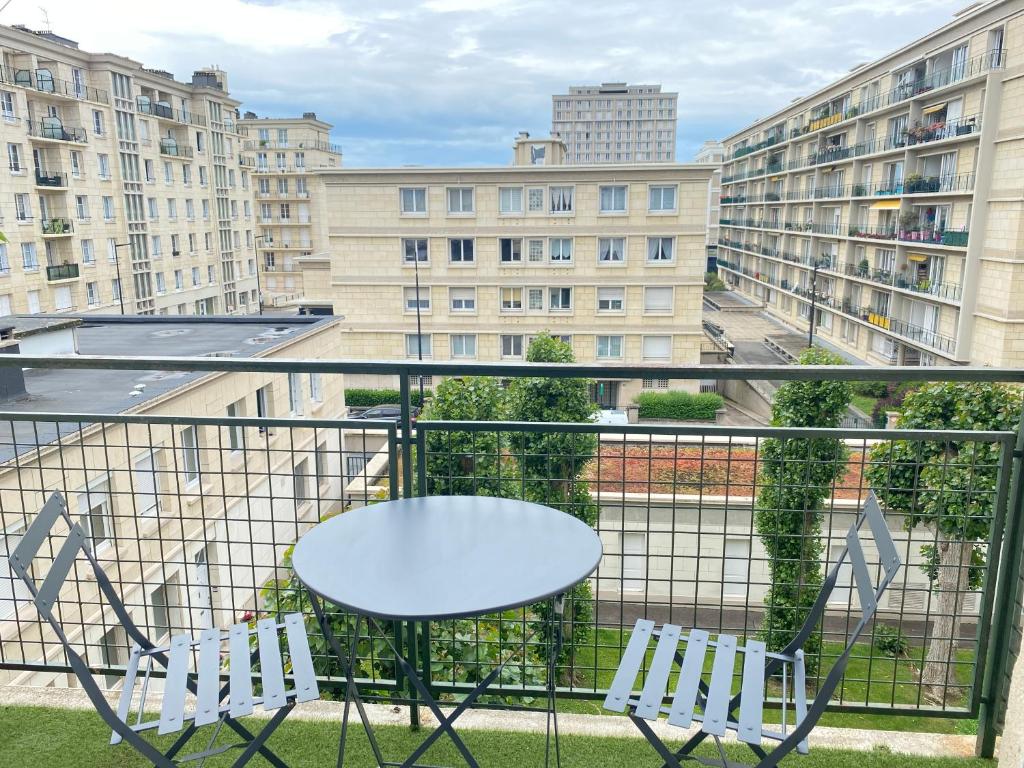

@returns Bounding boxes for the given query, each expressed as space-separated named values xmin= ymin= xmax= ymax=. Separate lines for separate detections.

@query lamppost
xmin=807 ymin=257 xmax=825 ymax=348
xmin=112 ymin=242 xmax=132 ymax=315
xmin=253 ymin=235 xmax=270 ymax=316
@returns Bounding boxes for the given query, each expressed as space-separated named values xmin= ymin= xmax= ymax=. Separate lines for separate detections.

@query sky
xmin=5 ymin=0 xmax=975 ymax=166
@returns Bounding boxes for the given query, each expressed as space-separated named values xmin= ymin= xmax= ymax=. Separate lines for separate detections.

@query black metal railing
xmin=136 ymin=98 xmax=207 ymax=126
xmin=26 ymin=120 xmax=87 ymax=144
xmin=40 ymin=217 xmax=74 ymax=235
xmin=0 ymin=64 xmax=109 ymax=103
xmin=45 ymin=263 xmax=80 ymax=281
xmin=159 ymin=140 xmax=194 ymax=158
xmin=34 ymin=170 xmax=66 ymax=187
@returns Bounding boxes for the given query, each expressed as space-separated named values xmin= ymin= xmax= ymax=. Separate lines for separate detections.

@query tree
xmin=755 ymin=347 xmax=852 ymax=665
xmin=419 ymin=376 xmax=509 ymax=496
xmin=865 ymin=382 xmax=1022 ymax=701
xmin=502 ymin=333 xmax=598 ymax=674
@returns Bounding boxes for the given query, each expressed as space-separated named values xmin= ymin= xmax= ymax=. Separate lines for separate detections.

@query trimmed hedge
xmin=635 ymin=391 xmax=724 ymax=420
xmin=345 ymin=388 xmax=428 ymax=408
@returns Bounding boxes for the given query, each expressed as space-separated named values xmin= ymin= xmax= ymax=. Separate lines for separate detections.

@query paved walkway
xmin=0 ymin=684 xmax=978 ymax=758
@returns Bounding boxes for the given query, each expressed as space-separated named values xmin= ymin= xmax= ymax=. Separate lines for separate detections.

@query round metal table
xmin=292 ymin=495 xmax=603 ymax=768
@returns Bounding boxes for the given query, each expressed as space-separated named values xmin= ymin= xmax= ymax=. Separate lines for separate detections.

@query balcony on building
xmin=0 ymin=63 xmax=109 ymax=103
xmin=159 ymin=136 xmax=194 ymax=158
xmin=136 ymin=92 xmax=206 ymax=127
xmin=45 ymin=263 xmax=80 ymax=282
xmin=34 ymin=169 xmax=67 ymax=188
xmin=26 ymin=116 xmax=87 ymax=144
xmin=40 ymin=217 xmax=74 ymax=237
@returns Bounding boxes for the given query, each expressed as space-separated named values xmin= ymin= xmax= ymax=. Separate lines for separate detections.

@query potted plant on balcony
xmin=956 ymin=117 xmax=976 ymax=136
xmin=899 ymin=211 xmax=918 ymax=240
xmin=853 ymin=183 xmax=866 ymax=196
xmin=858 ymin=257 xmax=870 ymax=276
xmin=906 ymin=173 xmax=923 ymax=193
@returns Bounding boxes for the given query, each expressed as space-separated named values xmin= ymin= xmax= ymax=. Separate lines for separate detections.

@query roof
xmin=0 ymin=314 xmax=336 ymax=462
xmin=313 ymin=162 xmax=713 ymax=181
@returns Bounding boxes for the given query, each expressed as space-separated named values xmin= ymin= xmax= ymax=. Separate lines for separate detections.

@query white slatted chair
xmin=603 ymin=492 xmax=901 ymax=768
xmin=10 ymin=492 xmax=320 ymax=767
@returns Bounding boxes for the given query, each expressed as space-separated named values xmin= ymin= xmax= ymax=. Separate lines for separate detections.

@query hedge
xmin=635 ymin=391 xmax=724 ymax=420
xmin=345 ymin=388 xmax=428 ymax=408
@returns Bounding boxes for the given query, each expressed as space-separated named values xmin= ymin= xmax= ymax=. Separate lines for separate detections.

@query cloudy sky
xmin=7 ymin=0 xmax=971 ymax=166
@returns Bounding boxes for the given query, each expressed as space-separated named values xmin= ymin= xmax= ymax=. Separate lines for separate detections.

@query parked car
xmin=590 ymin=408 xmax=629 ymax=426
xmin=348 ymin=404 xmax=420 ymax=423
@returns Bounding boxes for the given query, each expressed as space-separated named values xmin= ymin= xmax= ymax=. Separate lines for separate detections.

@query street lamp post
xmin=253 ymin=235 xmax=269 ymax=316
xmin=112 ymin=242 xmax=132 ymax=315
xmin=808 ymin=258 xmax=823 ymax=348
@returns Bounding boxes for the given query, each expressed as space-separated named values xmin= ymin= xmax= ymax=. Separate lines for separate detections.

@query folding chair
xmin=603 ymin=492 xmax=902 ymax=768
xmin=10 ymin=492 xmax=320 ymax=767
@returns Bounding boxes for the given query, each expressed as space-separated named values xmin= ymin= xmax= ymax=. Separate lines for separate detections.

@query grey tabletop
xmin=291 ymin=495 xmax=604 ymax=621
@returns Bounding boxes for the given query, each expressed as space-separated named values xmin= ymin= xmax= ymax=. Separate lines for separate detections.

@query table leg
xmin=305 ymin=589 xmax=385 ymax=767
xmin=545 ymin=594 xmax=565 ymax=768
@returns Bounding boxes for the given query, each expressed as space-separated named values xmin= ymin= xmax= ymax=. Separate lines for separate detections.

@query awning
xmin=922 ymin=102 xmax=947 ymax=116
xmin=907 ymin=253 xmax=930 ymax=263
xmin=871 ymin=200 xmax=901 ymax=210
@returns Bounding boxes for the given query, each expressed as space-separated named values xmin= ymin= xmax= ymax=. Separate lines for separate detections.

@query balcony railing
xmin=45 ymin=263 xmax=80 ymax=281
xmin=135 ymin=97 xmax=207 ymax=126
xmin=244 ymin=139 xmax=342 ymax=154
xmin=26 ymin=120 xmax=87 ymax=144
xmin=40 ymin=217 xmax=74 ymax=235
xmin=159 ymin=140 xmax=194 ymax=158
xmin=34 ymin=170 xmax=66 ymax=187
xmin=0 ymin=64 xmax=109 ymax=103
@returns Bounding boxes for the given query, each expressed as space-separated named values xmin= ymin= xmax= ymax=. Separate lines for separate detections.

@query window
xmin=405 ymin=333 xmax=432 ymax=358
xmin=549 ymin=186 xmax=574 ymax=213
xmin=525 ymin=287 xmax=543 ymax=311
xmin=77 ymin=477 xmax=114 ymax=550
xmin=70 ymin=151 xmax=82 ymax=178
xmin=649 ymin=185 xmax=677 ymax=211
xmin=153 ymin=272 xmax=165 ymax=295
xmin=54 ymin=285 xmax=72 ymax=311
xmin=499 ymin=187 xmax=523 ymax=214
xmin=644 ymin=286 xmax=673 ymax=312
xmin=0 ymin=295 xmax=10 ymax=316
xmin=181 ymin=426 xmax=200 ymax=485
xmin=597 ymin=287 xmax=624 ymax=312
xmin=501 ymin=287 xmax=523 ymax=311
xmin=600 ymin=185 xmax=627 ymax=212
xmin=21 ymin=243 xmax=37 ymax=269
xmin=150 ymin=580 xmax=179 ymax=639
xmin=450 ymin=334 xmax=476 ymax=358
xmin=292 ymin=458 xmax=310 ymax=504
xmin=151 ymin=235 xmax=162 ymax=257
xmin=255 ymin=383 xmax=273 ymax=433
xmin=642 ymin=378 xmax=670 ymax=389
xmin=81 ymin=239 xmax=95 ymax=264
xmin=449 ymin=287 xmax=476 ymax=312
xmin=6 ymin=143 xmax=21 ymax=173
xmin=97 ymin=153 xmax=110 ymax=179
xmin=404 ymin=286 xmax=430 ymax=312
xmin=527 ymin=187 xmax=544 ymax=212
xmin=207 ymin=265 xmax=216 ymax=284
xmin=174 ymin=270 xmax=183 ymax=290
xmin=14 ymin=193 xmax=30 ymax=221
xmin=167 ymin=199 xmax=177 ymax=220
xmin=163 ymin=161 xmax=173 ymax=184
xmin=528 ymin=239 xmax=544 ymax=262
xmin=92 ymin=110 xmax=104 ymax=137
xmin=199 ymin=166 xmax=208 ymax=186
xmin=111 ymin=279 xmax=121 ymax=301
xmin=191 ymin=267 xmax=200 ymax=286
xmin=597 ymin=335 xmax=623 ymax=359
xmin=288 ymin=372 xmax=303 ymax=415
xmin=647 ymin=236 xmax=674 ymax=262
xmin=0 ymin=91 xmax=14 ymax=120
xmin=499 ymin=237 xmax=522 ymax=263
xmin=500 ymin=334 xmax=524 ymax=358
xmin=642 ymin=335 xmax=672 ymax=361
xmin=549 ymin=238 xmax=573 ymax=262
xmin=724 ymin=539 xmax=750 ymax=597
xmin=0 ymin=245 xmax=8 ymax=274
xmin=147 ymin=197 xmax=158 ymax=220
xmin=102 ymin=196 xmax=115 ymax=221
xmin=598 ymin=237 xmax=625 ymax=263
xmin=309 ymin=373 xmax=323 ymax=404
xmin=447 ymin=187 xmax=474 ymax=214
xmin=144 ymin=159 xmax=154 ymax=182
xmin=549 ymin=287 xmax=572 ymax=311
xmin=1 ymin=521 xmax=31 ymax=619
xmin=449 ymin=238 xmax=474 ymax=263
xmin=75 ymin=195 xmax=90 ymax=220
xmin=26 ymin=290 xmax=40 ymax=313
xmin=133 ymin=450 xmax=160 ymax=517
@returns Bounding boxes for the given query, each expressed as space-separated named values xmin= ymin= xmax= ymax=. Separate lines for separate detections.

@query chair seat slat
xmin=257 ymin=618 xmax=287 ymax=711
xmin=667 ymin=628 xmax=709 ymax=728
xmin=847 ymin=528 xmax=877 ymax=618
xmin=110 ymin=644 xmax=143 ymax=745
xmin=636 ymin=623 xmax=680 ymax=720
xmin=157 ymin=635 xmax=191 ymax=735
xmin=194 ymin=627 xmax=223 ymax=727
xmin=793 ymin=650 xmax=809 ymax=755
xmin=284 ymin=613 xmax=319 ymax=703
xmin=228 ymin=623 xmax=254 ymax=718
xmin=864 ymin=493 xmax=901 ymax=579
xmin=737 ymin=640 xmax=766 ymax=745
xmin=10 ymin=494 xmax=66 ymax=580
xmin=33 ymin=524 xmax=85 ymax=614
xmin=603 ymin=619 xmax=654 ymax=713
xmin=701 ymin=633 xmax=737 ymax=737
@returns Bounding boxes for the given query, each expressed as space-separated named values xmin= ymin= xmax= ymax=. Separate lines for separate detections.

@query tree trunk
xmin=922 ymin=537 xmax=973 ymax=701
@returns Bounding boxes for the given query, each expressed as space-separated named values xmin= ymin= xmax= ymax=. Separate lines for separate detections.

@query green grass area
xmin=851 ymin=394 xmax=879 ymax=417
xmin=0 ymin=704 xmax=991 ymax=768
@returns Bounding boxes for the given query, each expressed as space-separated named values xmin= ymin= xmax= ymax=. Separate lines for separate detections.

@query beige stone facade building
xmin=299 ymin=134 xmax=712 ymax=406
xmin=716 ymin=0 xmax=1024 ymax=366
xmin=694 ymin=140 xmax=724 ymax=270
xmin=238 ymin=113 xmax=341 ymax=307
xmin=552 ymin=83 xmax=678 ymax=164
xmin=0 ymin=24 xmax=258 ymax=317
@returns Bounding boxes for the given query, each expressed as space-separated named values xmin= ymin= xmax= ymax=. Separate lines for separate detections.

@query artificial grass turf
xmin=0 ymin=704 xmax=994 ymax=767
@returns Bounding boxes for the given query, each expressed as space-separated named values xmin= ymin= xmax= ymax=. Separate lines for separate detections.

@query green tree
xmin=755 ymin=347 xmax=852 ymax=664
xmin=502 ymin=333 xmax=598 ymax=674
xmin=420 ymin=376 xmax=509 ymax=496
xmin=865 ymin=382 xmax=1021 ymax=700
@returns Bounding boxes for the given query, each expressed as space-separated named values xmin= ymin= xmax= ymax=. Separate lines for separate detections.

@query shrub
xmin=704 ymin=272 xmax=726 ymax=291
xmin=852 ymin=381 xmax=889 ymax=398
xmin=874 ymin=624 xmax=910 ymax=657
xmin=635 ymin=391 xmax=724 ymax=420
xmin=870 ymin=382 xmax=915 ymax=427
xmin=345 ymin=388 xmax=428 ymax=408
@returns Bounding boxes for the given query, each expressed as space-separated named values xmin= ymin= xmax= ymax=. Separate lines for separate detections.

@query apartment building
xmin=552 ymin=83 xmax=678 ymax=164
xmin=238 ymin=112 xmax=341 ymax=307
xmin=0 ymin=24 xmax=259 ymax=317
xmin=716 ymin=0 xmax=1024 ymax=366
xmin=0 ymin=313 xmax=357 ymax=687
xmin=694 ymin=140 xmax=724 ymax=270
xmin=298 ymin=133 xmax=712 ymax=407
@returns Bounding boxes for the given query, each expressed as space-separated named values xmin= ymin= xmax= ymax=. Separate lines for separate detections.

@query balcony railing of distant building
xmin=244 ymin=139 xmax=343 ymax=154
xmin=135 ymin=97 xmax=207 ymax=126
xmin=26 ymin=118 xmax=87 ymax=144
xmin=34 ymin=170 xmax=66 ymax=187
xmin=0 ymin=64 xmax=110 ymax=103
xmin=45 ymin=263 xmax=80 ymax=281
xmin=158 ymin=139 xmax=194 ymax=158
xmin=40 ymin=217 xmax=74 ymax=235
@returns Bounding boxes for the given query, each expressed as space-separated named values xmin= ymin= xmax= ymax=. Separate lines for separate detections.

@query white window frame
xmin=597 ymin=286 xmax=625 ymax=312
xmin=449 ymin=238 xmax=474 ymax=264
xmin=644 ymin=286 xmax=674 ymax=313
xmin=549 ymin=237 xmax=573 ymax=263
xmin=446 ymin=186 xmax=474 ymax=215
xmin=498 ymin=186 xmax=523 ymax=215
xmin=288 ymin=372 xmax=303 ymax=416
xmin=450 ymin=333 xmax=477 ymax=359
xmin=133 ymin=449 xmax=161 ymax=517
xmin=599 ymin=185 xmax=628 ymax=213
xmin=596 ymin=335 xmax=624 ymax=359
xmin=403 ymin=286 xmax=431 ymax=313
xmin=405 ymin=333 xmax=432 ymax=358
xmin=647 ymin=236 xmax=675 ymax=263
xmin=548 ymin=286 xmax=573 ymax=312
xmin=649 ymin=184 xmax=678 ymax=212
xmin=77 ymin=475 xmax=115 ymax=551
xmin=549 ymin=185 xmax=574 ymax=214
xmin=449 ymin=287 xmax=476 ymax=313
xmin=499 ymin=237 xmax=522 ymax=263
xmin=500 ymin=334 xmax=524 ymax=359
xmin=402 ymin=238 xmax=429 ymax=264
xmin=500 ymin=287 xmax=523 ymax=312
xmin=400 ymin=187 xmax=427 ymax=215
xmin=642 ymin=335 xmax=673 ymax=361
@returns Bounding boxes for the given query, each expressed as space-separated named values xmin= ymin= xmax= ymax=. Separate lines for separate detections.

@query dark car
xmin=349 ymin=404 xmax=420 ymax=423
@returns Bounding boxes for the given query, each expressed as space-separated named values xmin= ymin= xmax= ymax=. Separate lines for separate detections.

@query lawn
xmin=0 ymin=705 xmax=992 ymax=767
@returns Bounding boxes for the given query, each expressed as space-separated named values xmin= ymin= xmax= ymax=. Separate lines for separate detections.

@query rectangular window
xmin=449 ymin=287 xmax=476 ymax=312
xmin=181 ymin=426 xmax=200 ymax=485
xmin=0 ymin=91 xmax=14 ymax=120
xmin=81 ymin=239 xmax=94 ymax=264
xmin=75 ymin=195 xmax=90 ymax=220
xmin=102 ymin=196 xmax=115 ymax=220
xmin=402 ymin=238 xmax=428 ymax=263
xmin=21 ymin=243 xmax=37 ymax=269
xmin=450 ymin=334 xmax=477 ymax=358
xmin=549 ymin=186 xmax=574 ymax=213
xmin=499 ymin=187 xmax=523 ymax=214
xmin=500 ymin=334 xmax=524 ymax=358
xmin=293 ymin=458 xmax=310 ymax=503
xmin=404 ymin=286 xmax=430 ymax=312
xmin=642 ymin=335 xmax=672 ymax=361
xmin=226 ymin=399 xmax=245 ymax=452
xmin=501 ymin=287 xmax=523 ymax=311
xmin=599 ymin=185 xmax=627 ymax=212
xmin=447 ymin=187 xmax=474 ymax=214
xmin=77 ymin=477 xmax=114 ymax=550
xmin=6 ymin=143 xmax=20 ymax=172
xmin=597 ymin=335 xmax=624 ymax=359
xmin=309 ymin=373 xmax=323 ymax=404
xmin=528 ymin=288 xmax=544 ymax=311
xmin=644 ymin=286 xmax=673 ymax=312
xmin=288 ymin=372 xmax=303 ymax=415
xmin=549 ymin=238 xmax=573 ymax=262
xmin=527 ymin=239 xmax=544 ymax=262
xmin=647 ymin=236 xmax=674 ymax=262
xmin=549 ymin=287 xmax=572 ymax=311
xmin=14 ymin=193 xmax=30 ymax=221
xmin=598 ymin=237 xmax=625 ymax=263
xmin=527 ymin=187 xmax=544 ymax=212
xmin=70 ymin=151 xmax=82 ymax=178
xmin=98 ymin=154 xmax=110 ymax=179
xmin=649 ymin=185 xmax=677 ymax=211
xmin=597 ymin=287 xmax=625 ymax=311
xmin=405 ymin=333 xmax=432 ymax=358
xmin=499 ymin=237 xmax=522 ymax=263
xmin=133 ymin=450 xmax=160 ymax=516
xmin=400 ymin=187 xmax=427 ymax=214
xmin=449 ymin=238 xmax=474 ymax=263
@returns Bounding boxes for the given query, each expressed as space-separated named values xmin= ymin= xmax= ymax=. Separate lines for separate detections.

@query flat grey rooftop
xmin=0 ymin=314 xmax=332 ymax=463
